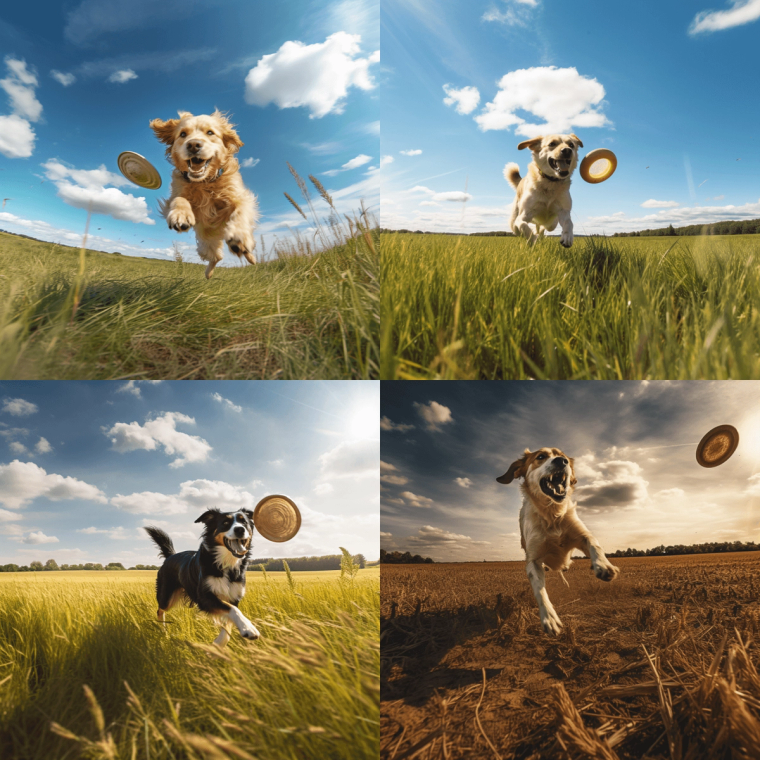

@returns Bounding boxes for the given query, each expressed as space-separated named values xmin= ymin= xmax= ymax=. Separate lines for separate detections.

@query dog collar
xmin=182 ymin=167 xmax=224 ymax=183
xmin=539 ymin=169 xmax=569 ymax=183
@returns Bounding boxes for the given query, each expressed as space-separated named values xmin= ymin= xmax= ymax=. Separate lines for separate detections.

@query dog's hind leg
xmin=513 ymin=213 xmax=538 ymax=245
xmin=196 ymin=234 xmax=225 ymax=279
xmin=213 ymin=623 xmax=232 ymax=647
xmin=526 ymin=559 xmax=563 ymax=635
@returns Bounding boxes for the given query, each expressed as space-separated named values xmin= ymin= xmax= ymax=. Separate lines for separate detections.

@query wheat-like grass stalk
xmin=308 ymin=175 xmax=335 ymax=210
xmin=283 ymin=192 xmax=307 ymax=220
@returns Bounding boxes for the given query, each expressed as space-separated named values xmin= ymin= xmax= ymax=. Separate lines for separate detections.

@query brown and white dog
xmin=150 ymin=111 xmax=260 ymax=279
xmin=504 ymin=134 xmax=582 ymax=248
xmin=497 ymin=447 xmax=619 ymax=635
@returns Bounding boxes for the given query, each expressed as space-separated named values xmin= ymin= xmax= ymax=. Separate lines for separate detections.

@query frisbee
xmin=579 ymin=149 xmax=617 ymax=184
xmin=696 ymin=424 xmax=739 ymax=468
xmin=253 ymin=494 xmax=301 ymax=542
xmin=117 ymin=151 xmax=162 ymax=189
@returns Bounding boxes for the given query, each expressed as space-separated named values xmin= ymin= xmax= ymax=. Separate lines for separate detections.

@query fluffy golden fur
xmin=150 ymin=111 xmax=260 ymax=279
xmin=497 ymin=447 xmax=619 ymax=636
xmin=504 ymin=133 xmax=582 ymax=248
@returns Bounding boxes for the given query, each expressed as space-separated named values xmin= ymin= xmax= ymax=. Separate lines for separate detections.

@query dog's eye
xmin=549 ymin=142 xmax=558 ymax=148
xmin=537 ymin=453 xmax=547 ymax=460
xmin=207 ymin=130 xmax=214 ymax=136
xmin=179 ymin=131 xmax=186 ymax=137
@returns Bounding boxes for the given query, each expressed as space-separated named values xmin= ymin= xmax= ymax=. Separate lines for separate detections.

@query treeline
xmin=249 ymin=553 xmax=367 ymax=571
xmin=0 ymin=560 xmax=159 ymax=572
xmin=380 ymin=549 xmax=434 ymax=564
xmin=380 ymin=229 xmax=514 ymax=237
xmin=613 ymin=219 xmax=760 ymax=238
xmin=608 ymin=541 xmax=760 ymax=558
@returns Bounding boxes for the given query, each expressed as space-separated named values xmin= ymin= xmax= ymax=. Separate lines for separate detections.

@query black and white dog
xmin=144 ymin=508 xmax=260 ymax=646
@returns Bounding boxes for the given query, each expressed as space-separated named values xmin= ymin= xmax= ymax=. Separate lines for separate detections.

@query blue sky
xmin=0 ymin=380 xmax=379 ymax=566
xmin=381 ymin=381 xmax=760 ymax=562
xmin=0 ymin=0 xmax=378 ymax=263
xmin=381 ymin=0 xmax=760 ymax=235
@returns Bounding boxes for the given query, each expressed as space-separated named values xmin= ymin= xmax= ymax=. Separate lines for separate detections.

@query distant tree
xmin=30 ymin=560 xmax=43 ymax=571
xmin=353 ymin=553 xmax=367 ymax=569
xmin=44 ymin=559 xmax=59 ymax=571
xmin=106 ymin=562 xmax=126 ymax=570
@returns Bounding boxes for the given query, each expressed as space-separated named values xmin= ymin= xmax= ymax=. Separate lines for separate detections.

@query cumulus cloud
xmin=314 ymin=482 xmax=334 ymax=495
xmin=689 ymin=0 xmax=760 ymax=34
xmin=381 ymin=474 xmax=409 ymax=485
xmin=406 ymin=524 xmax=490 ymax=550
xmin=432 ymin=191 xmax=472 ymax=202
xmin=117 ymin=380 xmax=142 ymax=398
xmin=0 ymin=58 xmax=42 ymax=159
xmin=108 ymin=69 xmax=137 ymax=83
xmin=9 ymin=442 xmax=28 ymax=455
xmin=475 ymin=66 xmax=610 ymax=137
xmin=443 ymin=84 xmax=480 ymax=114
xmin=240 ymin=157 xmax=260 ymax=168
xmin=380 ymin=416 xmax=414 ymax=433
xmin=41 ymin=159 xmax=154 ymax=225
xmin=0 ymin=460 xmax=107 ymax=509
xmin=2 ymin=398 xmax=38 ymax=416
xmin=0 ymin=114 xmax=36 ymax=159
xmin=105 ymin=412 xmax=212 ymax=468
xmin=400 ymin=149 xmax=422 ymax=156
xmin=51 ymin=70 xmax=76 ymax=86
xmin=641 ymin=199 xmax=680 ymax=209
xmin=380 ymin=155 xmax=394 ymax=168
xmin=21 ymin=531 xmax=59 ymax=544
xmin=400 ymin=491 xmax=434 ymax=508
xmin=34 ymin=437 xmax=52 ymax=454
xmin=323 ymin=153 xmax=373 ymax=176
xmin=244 ymin=32 xmax=379 ymax=118
xmin=211 ymin=392 xmax=242 ymax=413
xmin=454 ymin=477 xmax=473 ymax=488
xmin=574 ymin=454 xmax=649 ymax=511
xmin=77 ymin=526 xmax=130 ymax=539
xmin=414 ymin=401 xmax=454 ymax=431
xmin=319 ymin=438 xmax=378 ymax=479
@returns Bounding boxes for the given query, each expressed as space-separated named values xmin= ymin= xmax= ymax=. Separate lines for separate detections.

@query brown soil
xmin=381 ymin=552 xmax=760 ymax=759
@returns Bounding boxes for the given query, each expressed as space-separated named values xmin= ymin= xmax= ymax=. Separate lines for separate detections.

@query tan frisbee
xmin=696 ymin=424 xmax=739 ymax=468
xmin=253 ymin=494 xmax=301 ymax=542
xmin=579 ymin=149 xmax=617 ymax=184
xmin=117 ymin=151 xmax=162 ymax=189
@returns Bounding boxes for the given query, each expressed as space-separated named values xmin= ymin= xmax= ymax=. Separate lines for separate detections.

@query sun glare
xmin=346 ymin=402 xmax=379 ymax=440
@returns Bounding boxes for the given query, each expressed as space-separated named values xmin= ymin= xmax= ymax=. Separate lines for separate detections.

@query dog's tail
xmin=503 ymin=162 xmax=521 ymax=190
xmin=144 ymin=526 xmax=175 ymax=559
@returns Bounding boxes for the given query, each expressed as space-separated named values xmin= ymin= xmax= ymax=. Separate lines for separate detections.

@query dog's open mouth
xmin=540 ymin=470 xmax=568 ymax=501
xmin=224 ymin=537 xmax=249 ymax=558
xmin=548 ymin=157 xmax=571 ymax=178
xmin=185 ymin=157 xmax=211 ymax=178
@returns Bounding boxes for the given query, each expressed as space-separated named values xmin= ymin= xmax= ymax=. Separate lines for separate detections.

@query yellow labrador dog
xmin=150 ymin=111 xmax=259 ymax=279
xmin=504 ymin=134 xmax=582 ymax=248
xmin=497 ymin=447 xmax=619 ymax=635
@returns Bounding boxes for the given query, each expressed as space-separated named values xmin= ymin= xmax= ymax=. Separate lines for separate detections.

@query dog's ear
xmin=150 ymin=118 xmax=179 ymax=145
xmin=194 ymin=509 xmax=220 ymax=525
xmin=517 ymin=137 xmax=543 ymax=152
xmin=242 ymin=509 xmax=255 ymax=522
xmin=496 ymin=449 xmax=530 ymax=484
xmin=569 ymin=134 xmax=583 ymax=148
xmin=568 ymin=457 xmax=578 ymax=487
xmin=212 ymin=109 xmax=244 ymax=153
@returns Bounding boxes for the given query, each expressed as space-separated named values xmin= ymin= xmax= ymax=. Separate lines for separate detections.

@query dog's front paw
xmin=226 ymin=234 xmax=256 ymax=264
xmin=560 ymin=231 xmax=573 ymax=248
xmin=167 ymin=208 xmax=196 ymax=232
xmin=541 ymin=609 xmax=563 ymax=636
xmin=239 ymin=621 xmax=260 ymax=640
xmin=594 ymin=562 xmax=619 ymax=582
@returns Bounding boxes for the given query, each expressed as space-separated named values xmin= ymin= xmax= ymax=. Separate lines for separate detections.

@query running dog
xmin=144 ymin=508 xmax=260 ymax=646
xmin=497 ymin=447 xmax=619 ymax=635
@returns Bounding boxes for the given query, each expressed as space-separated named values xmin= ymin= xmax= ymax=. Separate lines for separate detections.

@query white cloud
xmin=111 ymin=491 xmax=186 ymax=515
xmin=380 ymin=155 xmax=394 ymax=168
xmin=211 ymin=392 xmax=242 ymax=413
xmin=380 ymin=461 xmax=397 ymax=472
xmin=21 ymin=531 xmax=59 ymax=544
xmin=379 ymin=416 xmax=414 ymax=432
xmin=240 ymin=157 xmax=260 ymax=168
xmin=0 ymin=114 xmax=36 ymax=159
xmin=314 ymin=482 xmax=334 ymax=495
xmin=324 ymin=153 xmax=373 ymax=176
xmin=41 ymin=159 xmax=154 ymax=225
xmin=745 ymin=473 xmax=760 ymax=496
xmin=483 ymin=0 xmax=540 ymax=25
xmin=454 ymin=477 xmax=473 ymax=488
xmin=443 ymin=84 xmax=480 ymax=115
xmin=0 ymin=460 xmax=107 ymax=509
xmin=105 ymin=412 xmax=212 ymax=468
xmin=319 ymin=438 xmax=378 ymax=479
xmin=1 ymin=57 xmax=42 ymax=122
xmin=475 ymin=66 xmax=610 ymax=137
xmin=407 ymin=524 xmax=487 ymax=548
xmin=117 ymin=380 xmax=142 ymax=397
xmin=77 ymin=526 xmax=130 ymax=539
xmin=0 ymin=508 xmax=22 ymax=522
xmin=432 ymin=191 xmax=472 ymax=202
xmin=244 ymin=32 xmax=379 ymax=118
xmin=400 ymin=149 xmax=422 ymax=156
xmin=34 ymin=437 xmax=52 ymax=454
xmin=689 ymin=0 xmax=760 ymax=34
xmin=2 ymin=397 xmax=38 ymax=416
xmin=414 ymin=401 xmax=454 ymax=431
xmin=400 ymin=491 xmax=434 ymax=508
xmin=108 ymin=69 xmax=138 ymax=83
xmin=419 ymin=201 xmax=440 ymax=207
xmin=51 ymin=70 xmax=76 ymax=86
xmin=381 ymin=474 xmax=408 ymax=485
xmin=641 ymin=199 xmax=680 ymax=209
xmin=574 ymin=455 xmax=649 ymax=512
xmin=9 ymin=442 xmax=28 ymax=455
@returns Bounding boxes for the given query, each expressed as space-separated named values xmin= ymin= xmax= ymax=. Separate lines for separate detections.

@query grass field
xmin=0 ymin=567 xmax=379 ymax=760
xmin=381 ymin=232 xmax=760 ymax=379
xmin=381 ymin=553 xmax=760 ymax=759
xmin=0 ymin=221 xmax=378 ymax=379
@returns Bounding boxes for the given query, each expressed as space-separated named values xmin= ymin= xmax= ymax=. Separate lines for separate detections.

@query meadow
xmin=381 ymin=553 xmax=760 ymax=759
xmin=0 ymin=566 xmax=379 ymax=760
xmin=0 ymin=219 xmax=378 ymax=380
xmin=381 ymin=232 xmax=760 ymax=379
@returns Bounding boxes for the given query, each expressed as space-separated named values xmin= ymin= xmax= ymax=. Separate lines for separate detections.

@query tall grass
xmin=381 ymin=232 xmax=760 ymax=379
xmin=0 ymin=170 xmax=378 ymax=380
xmin=0 ymin=569 xmax=379 ymax=760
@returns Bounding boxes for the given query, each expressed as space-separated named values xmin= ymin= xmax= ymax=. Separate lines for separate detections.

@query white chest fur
xmin=205 ymin=576 xmax=246 ymax=603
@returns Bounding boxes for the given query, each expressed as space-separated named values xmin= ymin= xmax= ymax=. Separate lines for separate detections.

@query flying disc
xmin=696 ymin=425 xmax=739 ymax=468
xmin=579 ymin=149 xmax=617 ymax=184
xmin=253 ymin=494 xmax=301 ymax=542
xmin=117 ymin=151 xmax=162 ymax=189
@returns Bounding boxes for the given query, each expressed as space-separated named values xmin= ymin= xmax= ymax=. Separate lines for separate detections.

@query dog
xmin=144 ymin=508 xmax=260 ymax=646
xmin=504 ymin=134 xmax=582 ymax=248
xmin=150 ymin=111 xmax=260 ymax=279
xmin=496 ymin=447 xmax=619 ymax=635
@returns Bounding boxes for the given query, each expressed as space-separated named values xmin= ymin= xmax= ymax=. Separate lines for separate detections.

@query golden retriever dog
xmin=150 ymin=111 xmax=259 ymax=279
xmin=504 ymin=134 xmax=582 ymax=248
xmin=497 ymin=447 xmax=619 ymax=635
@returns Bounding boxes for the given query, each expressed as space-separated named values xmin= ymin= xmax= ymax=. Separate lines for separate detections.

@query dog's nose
xmin=187 ymin=142 xmax=202 ymax=154
xmin=561 ymin=148 xmax=572 ymax=158
xmin=552 ymin=456 xmax=568 ymax=466
xmin=234 ymin=526 xmax=245 ymax=538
